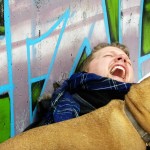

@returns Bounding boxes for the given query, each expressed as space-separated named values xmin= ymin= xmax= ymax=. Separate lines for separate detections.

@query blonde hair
xmin=79 ymin=42 xmax=130 ymax=72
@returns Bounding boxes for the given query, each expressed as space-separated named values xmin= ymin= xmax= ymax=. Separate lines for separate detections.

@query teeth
xmin=110 ymin=66 xmax=125 ymax=78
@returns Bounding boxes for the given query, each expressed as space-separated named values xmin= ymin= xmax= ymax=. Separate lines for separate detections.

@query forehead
xmin=94 ymin=46 xmax=128 ymax=57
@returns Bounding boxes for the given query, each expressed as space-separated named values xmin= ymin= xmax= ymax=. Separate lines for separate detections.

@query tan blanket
xmin=0 ymin=76 xmax=150 ymax=150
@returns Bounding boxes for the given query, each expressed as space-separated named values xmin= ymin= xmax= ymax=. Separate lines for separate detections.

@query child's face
xmin=87 ymin=46 xmax=134 ymax=83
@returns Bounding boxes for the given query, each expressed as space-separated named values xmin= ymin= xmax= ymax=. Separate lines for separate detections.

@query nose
xmin=114 ymin=54 xmax=127 ymax=63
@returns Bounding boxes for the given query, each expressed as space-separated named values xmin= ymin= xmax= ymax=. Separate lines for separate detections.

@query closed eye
xmin=103 ymin=54 xmax=113 ymax=57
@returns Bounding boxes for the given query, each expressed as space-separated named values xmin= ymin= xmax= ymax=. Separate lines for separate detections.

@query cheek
xmin=88 ymin=59 xmax=110 ymax=76
xmin=128 ymin=67 xmax=134 ymax=81
xmin=88 ymin=61 xmax=101 ymax=74
xmin=97 ymin=66 xmax=107 ymax=75
xmin=91 ymin=64 xmax=109 ymax=76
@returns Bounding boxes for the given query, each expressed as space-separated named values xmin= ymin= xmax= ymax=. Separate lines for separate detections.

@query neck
xmin=124 ymin=105 xmax=150 ymax=146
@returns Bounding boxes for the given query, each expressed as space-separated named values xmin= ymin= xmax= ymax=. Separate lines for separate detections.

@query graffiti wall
xmin=0 ymin=0 xmax=150 ymax=142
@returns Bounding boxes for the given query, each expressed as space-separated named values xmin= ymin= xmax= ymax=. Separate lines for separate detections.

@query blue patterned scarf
xmin=46 ymin=72 xmax=132 ymax=124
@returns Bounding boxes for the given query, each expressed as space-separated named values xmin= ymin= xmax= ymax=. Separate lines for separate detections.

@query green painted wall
xmin=142 ymin=0 xmax=150 ymax=55
xmin=0 ymin=94 xmax=10 ymax=143
xmin=106 ymin=0 xmax=119 ymax=42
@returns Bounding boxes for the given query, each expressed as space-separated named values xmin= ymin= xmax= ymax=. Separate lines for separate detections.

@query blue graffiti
xmin=69 ymin=38 xmax=91 ymax=77
xmin=0 ymin=0 xmax=15 ymax=137
xmin=26 ymin=9 xmax=70 ymax=122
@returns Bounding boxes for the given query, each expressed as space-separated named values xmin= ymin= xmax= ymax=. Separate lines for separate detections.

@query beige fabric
xmin=1 ymin=77 xmax=150 ymax=150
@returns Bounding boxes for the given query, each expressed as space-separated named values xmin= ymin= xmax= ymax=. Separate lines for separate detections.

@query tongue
xmin=112 ymin=69 xmax=123 ymax=78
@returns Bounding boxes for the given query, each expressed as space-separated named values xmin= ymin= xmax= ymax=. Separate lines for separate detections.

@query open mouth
xmin=110 ymin=65 xmax=126 ymax=79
